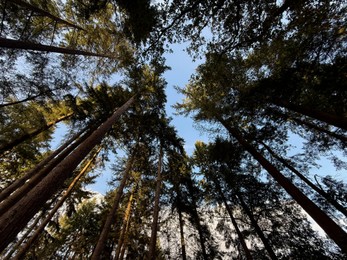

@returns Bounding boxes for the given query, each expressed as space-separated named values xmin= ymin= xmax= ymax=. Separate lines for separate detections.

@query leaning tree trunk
xmin=233 ymin=192 xmax=278 ymax=260
xmin=260 ymin=141 xmax=347 ymax=218
xmin=218 ymin=118 xmax=347 ymax=253
xmin=214 ymin=181 xmax=253 ymax=260
xmin=273 ymin=99 xmax=347 ymax=131
xmin=91 ymin=152 xmax=136 ymax=260
xmin=13 ymin=146 xmax=102 ymax=259
xmin=0 ymin=112 xmax=73 ymax=155
xmin=114 ymin=185 xmax=136 ymax=260
xmin=0 ymin=95 xmax=135 ymax=252
xmin=9 ymin=0 xmax=84 ymax=30
xmin=0 ymin=37 xmax=113 ymax=58
xmin=148 ymin=145 xmax=163 ymax=259
xmin=0 ymin=123 xmax=97 ymax=215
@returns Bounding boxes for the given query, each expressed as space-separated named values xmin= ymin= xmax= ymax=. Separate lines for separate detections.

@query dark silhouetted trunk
xmin=13 ymin=147 xmax=101 ymax=259
xmin=148 ymin=145 xmax=163 ymax=259
xmin=0 ymin=112 xmax=73 ymax=155
xmin=0 ymin=37 xmax=112 ymax=58
xmin=0 ymin=95 xmax=135 ymax=252
xmin=234 ymin=192 xmax=277 ymax=260
xmin=273 ymin=100 xmax=347 ymax=131
xmin=177 ymin=196 xmax=187 ymax=260
xmin=91 ymin=151 xmax=136 ymax=260
xmin=261 ymin=141 xmax=347 ymax=218
xmin=10 ymin=0 xmax=84 ymax=30
xmin=218 ymin=118 xmax=347 ymax=253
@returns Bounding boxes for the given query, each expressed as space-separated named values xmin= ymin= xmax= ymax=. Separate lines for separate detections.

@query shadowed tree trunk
xmin=9 ymin=0 xmax=84 ymax=30
xmin=260 ymin=141 xmax=347 ymax=218
xmin=177 ymin=195 xmax=187 ymax=260
xmin=13 ymin=146 xmax=102 ymax=259
xmin=0 ymin=112 xmax=73 ymax=156
xmin=91 ymin=151 xmax=136 ymax=260
xmin=218 ymin=117 xmax=347 ymax=253
xmin=0 ymin=95 xmax=135 ymax=252
xmin=148 ymin=145 xmax=163 ymax=259
xmin=0 ymin=37 xmax=113 ymax=58
xmin=234 ymin=192 xmax=278 ymax=260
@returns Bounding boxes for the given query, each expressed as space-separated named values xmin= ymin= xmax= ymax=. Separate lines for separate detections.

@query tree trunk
xmin=260 ymin=141 xmax=347 ymax=218
xmin=114 ymin=186 xmax=136 ymax=260
xmin=234 ymin=192 xmax=278 ymax=260
xmin=148 ymin=145 xmax=163 ymax=259
xmin=10 ymin=0 xmax=84 ymax=30
xmin=0 ymin=95 xmax=135 ymax=252
xmin=273 ymin=99 xmax=347 ymax=131
xmin=13 ymin=147 xmax=101 ymax=259
xmin=218 ymin=118 xmax=347 ymax=253
xmin=91 ymin=151 xmax=136 ymax=260
xmin=0 ymin=112 xmax=73 ymax=155
xmin=177 ymin=196 xmax=187 ymax=260
xmin=0 ymin=37 xmax=113 ymax=58
xmin=214 ymin=182 xmax=253 ymax=260
xmin=0 ymin=123 xmax=96 ymax=215
xmin=0 ymin=124 xmax=91 ymax=203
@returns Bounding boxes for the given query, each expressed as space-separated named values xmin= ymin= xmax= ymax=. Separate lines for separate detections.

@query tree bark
xmin=218 ymin=118 xmax=347 ymax=253
xmin=13 ymin=146 xmax=101 ymax=259
xmin=91 ymin=151 xmax=136 ymax=260
xmin=0 ymin=37 xmax=113 ymax=58
xmin=261 ymin=141 xmax=347 ymax=218
xmin=0 ymin=95 xmax=135 ymax=252
xmin=273 ymin=99 xmax=347 ymax=131
xmin=177 ymin=196 xmax=187 ymax=260
xmin=214 ymin=182 xmax=253 ymax=260
xmin=148 ymin=145 xmax=163 ymax=259
xmin=0 ymin=112 xmax=73 ymax=156
xmin=234 ymin=192 xmax=278 ymax=260
xmin=114 ymin=186 xmax=135 ymax=260
xmin=9 ymin=0 xmax=84 ymax=30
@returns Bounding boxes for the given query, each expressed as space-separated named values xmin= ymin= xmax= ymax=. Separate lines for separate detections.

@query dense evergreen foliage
xmin=0 ymin=0 xmax=346 ymax=259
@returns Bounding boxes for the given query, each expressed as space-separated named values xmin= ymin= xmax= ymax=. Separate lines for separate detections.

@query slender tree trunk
xmin=0 ymin=95 xmax=135 ymax=252
xmin=271 ymin=108 xmax=347 ymax=143
xmin=0 ymin=37 xmax=113 ymax=58
xmin=234 ymin=192 xmax=278 ymax=260
xmin=0 ymin=124 xmax=91 ymax=203
xmin=0 ymin=112 xmax=73 ymax=155
xmin=91 ymin=151 xmax=136 ymax=260
xmin=273 ymin=100 xmax=347 ymax=131
xmin=9 ymin=0 xmax=84 ymax=30
xmin=13 ymin=147 xmax=101 ymax=259
xmin=260 ymin=141 xmax=347 ymax=218
xmin=0 ymin=124 xmax=95 ymax=215
xmin=148 ymin=145 xmax=163 ymax=259
xmin=218 ymin=118 xmax=347 ymax=253
xmin=114 ymin=186 xmax=136 ymax=260
xmin=214 ymin=182 xmax=253 ymax=260
xmin=177 ymin=196 xmax=187 ymax=260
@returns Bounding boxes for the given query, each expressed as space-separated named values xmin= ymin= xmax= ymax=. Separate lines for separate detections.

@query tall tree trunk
xmin=177 ymin=195 xmax=187 ymax=260
xmin=273 ymin=100 xmax=347 ymax=131
xmin=260 ymin=141 xmax=347 ymax=218
xmin=0 ymin=124 xmax=91 ymax=203
xmin=0 ymin=95 xmax=135 ymax=252
xmin=0 ymin=123 xmax=96 ymax=215
xmin=218 ymin=118 xmax=347 ymax=253
xmin=234 ymin=192 xmax=278 ymax=260
xmin=214 ymin=181 xmax=253 ymax=260
xmin=91 ymin=151 xmax=136 ymax=260
xmin=270 ymin=108 xmax=347 ymax=143
xmin=13 ymin=146 xmax=101 ymax=259
xmin=114 ymin=186 xmax=136 ymax=260
xmin=0 ymin=37 xmax=112 ymax=58
xmin=148 ymin=145 xmax=163 ymax=259
xmin=0 ymin=112 xmax=73 ymax=155
xmin=9 ymin=0 xmax=84 ymax=30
